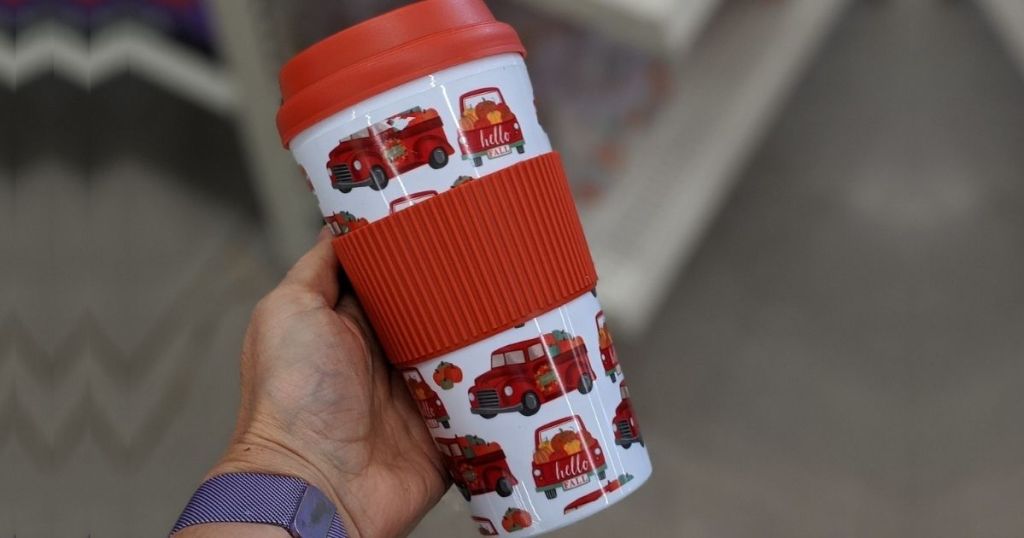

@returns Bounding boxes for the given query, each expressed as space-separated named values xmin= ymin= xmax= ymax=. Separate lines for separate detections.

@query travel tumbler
xmin=277 ymin=0 xmax=651 ymax=534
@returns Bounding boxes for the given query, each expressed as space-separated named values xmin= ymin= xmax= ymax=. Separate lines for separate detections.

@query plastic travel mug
xmin=277 ymin=0 xmax=652 ymax=534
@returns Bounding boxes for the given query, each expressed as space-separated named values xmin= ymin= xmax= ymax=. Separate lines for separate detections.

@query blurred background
xmin=4 ymin=0 xmax=1024 ymax=536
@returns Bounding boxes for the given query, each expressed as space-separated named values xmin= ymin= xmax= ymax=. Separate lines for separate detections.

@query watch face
xmin=290 ymin=486 xmax=338 ymax=538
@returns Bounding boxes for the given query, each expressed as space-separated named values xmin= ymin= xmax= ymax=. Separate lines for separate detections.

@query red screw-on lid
xmin=277 ymin=0 xmax=526 ymax=148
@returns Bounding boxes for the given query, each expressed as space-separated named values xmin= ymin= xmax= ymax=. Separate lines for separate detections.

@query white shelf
xmin=580 ymin=0 xmax=850 ymax=335
xmin=517 ymin=0 xmax=721 ymax=52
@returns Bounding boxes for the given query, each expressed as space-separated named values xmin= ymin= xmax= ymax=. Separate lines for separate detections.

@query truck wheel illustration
xmin=609 ymin=371 xmax=617 ymax=383
xmin=495 ymin=477 xmax=514 ymax=497
xmin=621 ymin=441 xmax=632 ymax=449
xmin=458 ymin=484 xmax=472 ymax=501
xmin=473 ymin=156 xmax=484 ymax=167
xmin=520 ymin=391 xmax=541 ymax=417
xmin=335 ymin=183 xmax=353 ymax=194
xmin=369 ymin=166 xmax=389 ymax=190
xmin=577 ymin=373 xmax=594 ymax=395
xmin=598 ymin=469 xmax=607 ymax=480
xmin=429 ymin=147 xmax=450 ymax=169
xmin=440 ymin=419 xmax=451 ymax=429
xmin=545 ymin=489 xmax=557 ymax=500
xmin=479 ymin=411 xmax=498 ymax=419
xmin=516 ymin=145 xmax=526 ymax=154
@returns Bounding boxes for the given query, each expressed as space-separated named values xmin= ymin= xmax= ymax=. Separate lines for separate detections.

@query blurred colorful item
xmin=493 ymin=4 xmax=672 ymax=207
xmin=1 ymin=0 xmax=212 ymax=53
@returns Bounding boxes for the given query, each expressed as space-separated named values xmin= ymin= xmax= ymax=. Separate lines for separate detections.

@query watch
xmin=170 ymin=473 xmax=348 ymax=538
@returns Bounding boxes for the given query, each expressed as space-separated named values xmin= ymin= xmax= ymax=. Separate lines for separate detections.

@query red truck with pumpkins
xmin=532 ymin=415 xmax=607 ymax=500
xmin=327 ymin=107 xmax=453 ymax=192
xmin=436 ymin=435 xmax=518 ymax=501
xmin=401 ymin=367 xmax=451 ymax=429
xmin=468 ymin=331 xmax=597 ymax=418
xmin=458 ymin=87 xmax=525 ymax=167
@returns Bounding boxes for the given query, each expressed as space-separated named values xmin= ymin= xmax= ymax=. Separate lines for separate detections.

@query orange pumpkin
xmin=502 ymin=508 xmax=532 ymax=532
xmin=432 ymin=362 xmax=464 ymax=390
xmin=550 ymin=431 xmax=579 ymax=455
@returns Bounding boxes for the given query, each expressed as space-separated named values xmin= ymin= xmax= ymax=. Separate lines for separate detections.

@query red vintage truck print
xmin=472 ymin=516 xmax=499 ymax=536
xmin=327 ymin=107 xmax=454 ymax=193
xmin=324 ymin=211 xmax=369 ymax=236
xmin=468 ymin=330 xmax=597 ymax=418
xmin=532 ymin=416 xmax=607 ymax=500
xmin=401 ymin=368 xmax=451 ymax=429
xmin=458 ymin=88 xmax=525 ymax=167
xmin=389 ymin=190 xmax=438 ymax=214
xmin=596 ymin=311 xmax=621 ymax=382
xmin=613 ymin=382 xmax=644 ymax=449
xmin=436 ymin=436 xmax=518 ymax=501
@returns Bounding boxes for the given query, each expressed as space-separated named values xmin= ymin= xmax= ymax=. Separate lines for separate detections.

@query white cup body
xmin=289 ymin=53 xmax=652 ymax=536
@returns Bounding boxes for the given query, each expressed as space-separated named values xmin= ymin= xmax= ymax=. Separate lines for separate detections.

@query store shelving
xmin=580 ymin=0 xmax=850 ymax=334
xmin=516 ymin=0 xmax=722 ymax=53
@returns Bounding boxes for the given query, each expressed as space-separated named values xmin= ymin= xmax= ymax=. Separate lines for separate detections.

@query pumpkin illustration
xmin=533 ymin=441 xmax=555 ymax=464
xmin=475 ymin=100 xmax=499 ymax=117
xmin=432 ymin=362 xmax=463 ymax=390
xmin=550 ymin=431 xmax=579 ymax=455
xmin=501 ymin=508 xmax=532 ymax=532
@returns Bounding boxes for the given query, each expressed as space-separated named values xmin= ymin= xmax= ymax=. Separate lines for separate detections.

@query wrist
xmin=208 ymin=435 xmax=359 ymax=538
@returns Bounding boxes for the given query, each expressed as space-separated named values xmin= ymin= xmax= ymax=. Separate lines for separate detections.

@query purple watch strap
xmin=170 ymin=473 xmax=347 ymax=538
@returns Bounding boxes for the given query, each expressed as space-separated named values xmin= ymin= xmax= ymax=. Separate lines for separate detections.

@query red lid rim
xmin=277 ymin=0 xmax=525 ymax=148
xmin=283 ymin=0 xmax=429 ymax=78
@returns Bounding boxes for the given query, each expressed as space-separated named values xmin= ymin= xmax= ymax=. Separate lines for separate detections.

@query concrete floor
xmin=5 ymin=0 xmax=1024 ymax=537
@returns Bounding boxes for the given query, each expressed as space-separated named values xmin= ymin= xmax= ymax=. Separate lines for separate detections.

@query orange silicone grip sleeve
xmin=331 ymin=153 xmax=597 ymax=366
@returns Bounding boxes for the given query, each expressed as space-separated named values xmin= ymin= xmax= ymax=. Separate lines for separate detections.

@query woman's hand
xmin=179 ymin=230 xmax=449 ymax=538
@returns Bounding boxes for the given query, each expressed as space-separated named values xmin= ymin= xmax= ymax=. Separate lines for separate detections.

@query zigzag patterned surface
xmin=3 ymin=163 xmax=278 ymax=534
xmin=2 ymin=44 xmax=276 ymax=532
xmin=0 ymin=20 xmax=234 ymax=112
xmin=1 ymin=248 xmax=266 ymax=467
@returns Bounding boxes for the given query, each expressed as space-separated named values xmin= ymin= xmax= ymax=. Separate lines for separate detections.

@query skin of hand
xmin=176 ymin=230 xmax=450 ymax=538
